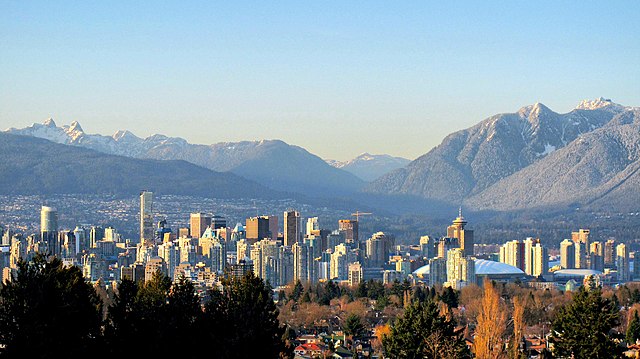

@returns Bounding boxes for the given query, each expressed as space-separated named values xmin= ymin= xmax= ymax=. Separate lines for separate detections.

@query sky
xmin=1 ymin=1 xmax=639 ymax=161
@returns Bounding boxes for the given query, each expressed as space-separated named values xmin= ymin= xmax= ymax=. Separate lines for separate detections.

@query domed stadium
xmin=412 ymin=259 xmax=527 ymax=285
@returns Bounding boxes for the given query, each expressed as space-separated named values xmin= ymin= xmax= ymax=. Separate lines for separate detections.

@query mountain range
xmin=367 ymin=97 xmax=640 ymax=212
xmin=326 ymin=153 xmax=411 ymax=182
xmin=5 ymin=97 xmax=640 ymax=216
xmin=0 ymin=132 xmax=277 ymax=199
xmin=5 ymin=120 xmax=366 ymax=197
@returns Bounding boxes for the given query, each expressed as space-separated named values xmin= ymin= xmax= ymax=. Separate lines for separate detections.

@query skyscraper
xmin=560 ymin=239 xmax=575 ymax=269
xmin=447 ymin=210 xmax=474 ymax=257
xmin=284 ymin=210 xmax=301 ymax=246
xmin=616 ymin=243 xmax=630 ymax=282
xmin=499 ymin=240 xmax=525 ymax=271
xmin=40 ymin=206 xmax=58 ymax=252
xmin=446 ymin=248 xmax=475 ymax=290
xmin=246 ymin=216 xmax=271 ymax=244
xmin=140 ymin=191 xmax=154 ymax=246
xmin=306 ymin=217 xmax=320 ymax=237
xmin=532 ymin=241 xmax=548 ymax=277
xmin=338 ymin=219 xmax=359 ymax=243
xmin=604 ymin=239 xmax=616 ymax=269
xmin=589 ymin=241 xmax=605 ymax=272
xmin=190 ymin=212 xmax=212 ymax=239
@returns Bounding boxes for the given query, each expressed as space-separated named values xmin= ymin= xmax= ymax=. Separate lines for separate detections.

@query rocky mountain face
xmin=467 ymin=108 xmax=640 ymax=211
xmin=326 ymin=153 xmax=411 ymax=182
xmin=0 ymin=132 xmax=277 ymax=199
xmin=5 ymin=121 xmax=364 ymax=197
xmin=367 ymin=98 xmax=639 ymax=209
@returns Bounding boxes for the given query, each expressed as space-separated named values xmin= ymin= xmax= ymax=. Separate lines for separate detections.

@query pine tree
xmin=203 ymin=271 xmax=290 ymax=358
xmin=0 ymin=254 xmax=103 ymax=358
xmin=382 ymin=300 xmax=471 ymax=358
xmin=343 ymin=313 xmax=366 ymax=348
xmin=627 ymin=310 xmax=640 ymax=345
xmin=550 ymin=285 xmax=621 ymax=358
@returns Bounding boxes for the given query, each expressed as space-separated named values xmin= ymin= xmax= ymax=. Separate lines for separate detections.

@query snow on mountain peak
xmin=68 ymin=121 xmax=83 ymax=133
xmin=575 ymin=97 xmax=624 ymax=111
xmin=43 ymin=118 xmax=57 ymax=128
xmin=518 ymin=102 xmax=550 ymax=119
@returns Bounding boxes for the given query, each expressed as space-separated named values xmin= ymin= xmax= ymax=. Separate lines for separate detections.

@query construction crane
xmin=351 ymin=211 xmax=372 ymax=222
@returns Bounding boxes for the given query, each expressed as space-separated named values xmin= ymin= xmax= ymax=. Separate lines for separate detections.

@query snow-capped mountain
xmin=5 ymin=122 xmax=364 ymax=196
xmin=366 ymin=98 xmax=637 ymax=206
xmin=326 ymin=153 xmax=410 ymax=182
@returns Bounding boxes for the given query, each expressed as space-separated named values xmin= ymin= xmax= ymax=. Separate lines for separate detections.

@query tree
xmin=104 ymin=278 xmax=140 ymax=356
xmin=550 ymin=285 xmax=621 ymax=359
xmin=203 ymin=271 xmax=290 ymax=358
xmin=291 ymin=279 xmax=304 ymax=301
xmin=343 ymin=313 xmax=366 ymax=348
xmin=439 ymin=286 xmax=459 ymax=309
xmin=382 ymin=300 xmax=471 ymax=359
xmin=474 ymin=280 xmax=507 ymax=359
xmin=627 ymin=310 xmax=640 ymax=344
xmin=509 ymin=296 xmax=525 ymax=359
xmin=0 ymin=254 xmax=103 ymax=358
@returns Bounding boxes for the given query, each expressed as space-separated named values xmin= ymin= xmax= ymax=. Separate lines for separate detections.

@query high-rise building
xmin=575 ymin=241 xmax=587 ymax=269
xmin=572 ymin=229 xmax=590 ymax=249
xmin=499 ymin=240 xmax=526 ymax=271
xmin=420 ymin=236 xmax=436 ymax=259
xmin=338 ymin=219 xmax=359 ymax=243
xmin=366 ymin=232 xmax=393 ymax=268
xmin=429 ymin=257 xmax=447 ymax=286
xmin=532 ymin=242 xmax=548 ymax=277
xmin=560 ymin=239 xmax=575 ymax=269
xmin=447 ymin=210 xmax=474 ymax=257
xmin=348 ymin=262 xmax=363 ymax=286
xmin=604 ymin=239 xmax=616 ymax=269
xmin=589 ymin=241 xmax=605 ymax=272
xmin=437 ymin=237 xmax=458 ymax=258
xmin=145 ymin=256 xmax=167 ymax=282
xmin=446 ymin=248 xmax=475 ymax=290
xmin=292 ymin=241 xmax=309 ymax=283
xmin=616 ymin=243 xmax=630 ymax=282
xmin=210 ymin=215 xmax=226 ymax=229
xmin=40 ymin=206 xmax=58 ymax=247
xmin=284 ymin=210 xmax=301 ymax=246
xmin=306 ymin=217 xmax=320 ymax=237
xmin=190 ymin=212 xmax=211 ymax=239
xmin=140 ymin=191 xmax=154 ymax=246
xmin=245 ymin=216 xmax=271 ymax=244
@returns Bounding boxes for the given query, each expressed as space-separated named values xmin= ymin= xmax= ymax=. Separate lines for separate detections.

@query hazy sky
xmin=1 ymin=1 xmax=638 ymax=161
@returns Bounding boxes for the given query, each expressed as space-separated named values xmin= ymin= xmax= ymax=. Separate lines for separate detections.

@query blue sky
xmin=1 ymin=1 xmax=638 ymax=160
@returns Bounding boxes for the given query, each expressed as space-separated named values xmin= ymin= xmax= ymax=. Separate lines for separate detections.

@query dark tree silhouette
xmin=203 ymin=271 xmax=290 ymax=358
xmin=550 ymin=285 xmax=621 ymax=359
xmin=382 ymin=300 xmax=471 ymax=359
xmin=0 ymin=254 xmax=103 ymax=358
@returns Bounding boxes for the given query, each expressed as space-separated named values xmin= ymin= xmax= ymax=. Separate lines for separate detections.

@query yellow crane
xmin=351 ymin=211 xmax=372 ymax=222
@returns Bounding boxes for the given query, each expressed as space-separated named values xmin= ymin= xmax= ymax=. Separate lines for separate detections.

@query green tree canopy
xmin=550 ymin=285 xmax=621 ymax=359
xmin=627 ymin=310 xmax=640 ymax=345
xmin=203 ymin=271 xmax=290 ymax=358
xmin=382 ymin=300 xmax=471 ymax=359
xmin=0 ymin=254 xmax=103 ymax=358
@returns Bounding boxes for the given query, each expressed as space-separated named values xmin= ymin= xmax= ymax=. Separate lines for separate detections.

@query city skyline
xmin=2 ymin=1 xmax=639 ymax=160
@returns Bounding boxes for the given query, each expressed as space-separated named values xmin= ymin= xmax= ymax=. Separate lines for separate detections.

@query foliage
xmin=0 ymin=254 xmax=103 ymax=358
xmin=382 ymin=300 xmax=471 ymax=359
xmin=203 ymin=271 xmax=290 ymax=359
xmin=627 ymin=310 xmax=640 ymax=344
xmin=550 ymin=285 xmax=621 ymax=359
xmin=439 ymin=286 xmax=459 ymax=309
xmin=474 ymin=280 xmax=508 ymax=359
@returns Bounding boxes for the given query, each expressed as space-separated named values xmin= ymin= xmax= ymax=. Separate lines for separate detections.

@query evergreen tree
xmin=343 ymin=313 xmax=366 ymax=348
xmin=550 ymin=285 xmax=621 ymax=359
xmin=439 ymin=286 xmax=459 ymax=309
xmin=382 ymin=300 xmax=471 ymax=359
xmin=291 ymin=279 xmax=304 ymax=301
xmin=104 ymin=278 xmax=140 ymax=356
xmin=203 ymin=271 xmax=290 ymax=358
xmin=627 ymin=310 xmax=640 ymax=345
xmin=0 ymin=254 xmax=103 ymax=358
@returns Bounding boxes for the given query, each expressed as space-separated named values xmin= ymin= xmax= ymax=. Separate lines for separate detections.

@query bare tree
xmin=474 ymin=279 xmax=507 ymax=359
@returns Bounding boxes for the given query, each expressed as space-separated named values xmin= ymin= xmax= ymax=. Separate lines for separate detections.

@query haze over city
xmin=1 ymin=1 xmax=639 ymax=160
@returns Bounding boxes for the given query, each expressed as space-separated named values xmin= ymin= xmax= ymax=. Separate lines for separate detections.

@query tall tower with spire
xmin=447 ymin=209 xmax=474 ymax=257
